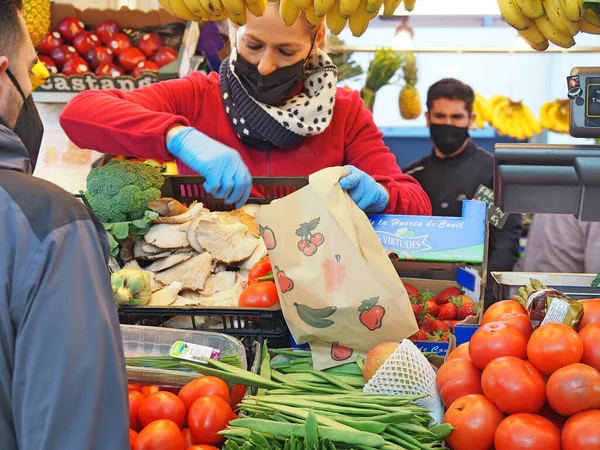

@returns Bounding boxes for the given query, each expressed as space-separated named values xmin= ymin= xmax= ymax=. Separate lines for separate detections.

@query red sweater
xmin=60 ymin=72 xmax=431 ymax=216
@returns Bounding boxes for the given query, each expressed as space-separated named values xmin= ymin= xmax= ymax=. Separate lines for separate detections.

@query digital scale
xmin=494 ymin=67 xmax=600 ymax=221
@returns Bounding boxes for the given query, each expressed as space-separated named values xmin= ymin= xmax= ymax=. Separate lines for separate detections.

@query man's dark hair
xmin=0 ymin=0 xmax=23 ymax=56
xmin=426 ymin=78 xmax=475 ymax=114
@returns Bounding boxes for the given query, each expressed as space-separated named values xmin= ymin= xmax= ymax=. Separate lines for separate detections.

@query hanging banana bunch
xmin=159 ymin=0 xmax=419 ymax=35
xmin=472 ymin=93 xmax=489 ymax=129
xmin=486 ymin=95 xmax=542 ymax=141
xmin=496 ymin=0 xmax=600 ymax=50
xmin=540 ymin=99 xmax=570 ymax=133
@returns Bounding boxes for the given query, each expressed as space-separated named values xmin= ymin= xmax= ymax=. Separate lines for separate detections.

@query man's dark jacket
xmin=0 ymin=125 xmax=129 ymax=449
xmin=405 ymin=140 xmax=522 ymax=307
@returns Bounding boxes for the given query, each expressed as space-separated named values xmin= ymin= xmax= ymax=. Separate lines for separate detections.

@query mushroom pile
xmin=121 ymin=198 xmax=267 ymax=308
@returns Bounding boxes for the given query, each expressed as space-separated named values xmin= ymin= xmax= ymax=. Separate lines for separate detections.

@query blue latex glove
xmin=339 ymin=165 xmax=389 ymax=213
xmin=167 ymin=127 xmax=252 ymax=208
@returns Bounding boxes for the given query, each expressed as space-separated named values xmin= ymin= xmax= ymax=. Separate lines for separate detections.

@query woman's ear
xmin=314 ymin=24 xmax=326 ymax=50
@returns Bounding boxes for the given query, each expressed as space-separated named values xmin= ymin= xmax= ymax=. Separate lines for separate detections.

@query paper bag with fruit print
xmin=254 ymin=167 xmax=418 ymax=370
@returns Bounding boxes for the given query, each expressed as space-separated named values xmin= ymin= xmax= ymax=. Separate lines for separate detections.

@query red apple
xmin=56 ymin=17 xmax=85 ymax=44
xmin=95 ymin=20 xmax=120 ymax=45
xmin=107 ymin=33 xmax=132 ymax=56
xmin=95 ymin=62 xmax=125 ymax=78
xmin=73 ymin=31 xmax=100 ymax=56
xmin=85 ymin=46 xmax=114 ymax=70
xmin=138 ymin=33 xmax=162 ymax=58
xmin=38 ymin=55 xmax=58 ymax=74
xmin=62 ymin=56 xmax=90 ymax=76
xmin=37 ymin=31 xmax=63 ymax=56
xmin=118 ymin=47 xmax=146 ymax=72
xmin=50 ymin=45 xmax=78 ymax=70
xmin=131 ymin=60 xmax=159 ymax=78
xmin=152 ymin=46 xmax=178 ymax=68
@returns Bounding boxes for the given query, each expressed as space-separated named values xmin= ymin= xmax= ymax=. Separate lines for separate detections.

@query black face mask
xmin=234 ymin=55 xmax=305 ymax=106
xmin=430 ymin=123 xmax=469 ymax=156
xmin=4 ymin=69 xmax=44 ymax=169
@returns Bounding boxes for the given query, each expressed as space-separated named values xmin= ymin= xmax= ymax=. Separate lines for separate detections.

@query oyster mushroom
xmin=199 ymin=279 xmax=247 ymax=307
xmin=187 ymin=216 xmax=205 ymax=254
xmin=144 ymin=222 xmax=191 ymax=249
xmin=202 ymin=271 xmax=237 ymax=297
xmin=148 ymin=198 xmax=189 ymax=217
xmin=134 ymin=240 xmax=171 ymax=260
xmin=148 ymin=282 xmax=183 ymax=306
xmin=238 ymin=239 xmax=268 ymax=271
xmin=144 ymin=252 xmax=194 ymax=273
xmin=154 ymin=252 xmax=213 ymax=291
xmin=192 ymin=216 xmax=259 ymax=264
xmin=153 ymin=202 xmax=209 ymax=224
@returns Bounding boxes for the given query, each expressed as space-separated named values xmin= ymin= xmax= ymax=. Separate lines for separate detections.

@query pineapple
xmin=23 ymin=0 xmax=51 ymax=47
xmin=399 ymin=52 xmax=422 ymax=120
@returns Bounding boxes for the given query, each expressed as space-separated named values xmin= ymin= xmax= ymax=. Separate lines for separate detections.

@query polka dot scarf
xmin=219 ymin=47 xmax=338 ymax=151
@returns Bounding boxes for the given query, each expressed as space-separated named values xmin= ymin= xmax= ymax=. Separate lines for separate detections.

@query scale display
xmin=569 ymin=67 xmax=600 ymax=137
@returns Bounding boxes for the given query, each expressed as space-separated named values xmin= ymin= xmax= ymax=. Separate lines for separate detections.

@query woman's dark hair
xmin=426 ymin=78 xmax=474 ymax=114
xmin=0 ymin=0 xmax=23 ymax=56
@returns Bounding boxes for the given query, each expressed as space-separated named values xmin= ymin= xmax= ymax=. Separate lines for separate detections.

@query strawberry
xmin=404 ymin=284 xmax=420 ymax=301
xmin=438 ymin=302 xmax=458 ymax=320
xmin=444 ymin=320 xmax=459 ymax=332
xmin=424 ymin=300 xmax=440 ymax=317
xmin=453 ymin=295 xmax=479 ymax=320
xmin=411 ymin=303 xmax=423 ymax=320
xmin=431 ymin=319 xmax=448 ymax=333
xmin=409 ymin=330 xmax=429 ymax=341
xmin=420 ymin=315 xmax=435 ymax=333
xmin=419 ymin=290 xmax=437 ymax=303
xmin=437 ymin=287 xmax=463 ymax=305
xmin=430 ymin=330 xmax=449 ymax=342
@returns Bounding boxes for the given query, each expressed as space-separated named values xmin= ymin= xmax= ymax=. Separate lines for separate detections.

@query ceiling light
xmin=392 ymin=16 xmax=414 ymax=50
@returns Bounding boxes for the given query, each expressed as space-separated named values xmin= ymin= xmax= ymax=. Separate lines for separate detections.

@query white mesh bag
xmin=363 ymin=339 xmax=444 ymax=425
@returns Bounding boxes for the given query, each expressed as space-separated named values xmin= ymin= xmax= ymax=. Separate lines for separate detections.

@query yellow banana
xmin=518 ymin=20 xmax=548 ymax=43
xmin=515 ymin=0 xmax=544 ymax=19
xmin=326 ymin=1 xmax=348 ymax=33
xmin=199 ymin=0 xmax=226 ymax=16
xmin=349 ymin=0 xmax=370 ymax=36
xmin=579 ymin=8 xmax=600 ymax=34
xmin=547 ymin=103 xmax=561 ymax=130
xmin=228 ymin=6 xmax=248 ymax=24
xmin=158 ymin=0 xmax=178 ymax=16
xmin=558 ymin=0 xmax=583 ymax=22
xmin=315 ymin=0 xmax=336 ymax=15
xmin=280 ymin=0 xmax=301 ymax=25
xmin=403 ymin=0 xmax=416 ymax=11
xmin=304 ymin=5 xmax=326 ymax=24
xmin=492 ymin=98 xmax=510 ymax=129
xmin=383 ymin=0 xmax=402 ymax=16
xmin=183 ymin=0 xmax=213 ymax=18
xmin=535 ymin=15 xmax=575 ymax=47
xmin=293 ymin=0 xmax=312 ymax=9
xmin=521 ymin=35 xmax=550 ymax=50
xmin=497 ymin=0 xmax=532 ymax=30
xmin=245 ymin=0 xmax=267 ymax=16
xmin=540 ymin=102 xmax=554 ymax=129
xmin=365 ymin=0 xmax=384 ymax=14
xmin=521 ymin=104 xmax=542 ymax=134
xmin=579 ymin=19 xmax=600 ymax=34
xmin=167 ymin=0 xmax=206 ymax=20
xmin=541 ymin=0 xmax=573 ymax=36
xmin=339 ymin=0 xmax=361 ymax=17
xmin=486 ymin=95 xmax=508 ymax=123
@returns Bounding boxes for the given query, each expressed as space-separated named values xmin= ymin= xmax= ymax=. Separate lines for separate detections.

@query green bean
xmin=305 ymin=411 xmax=319 ymax=449
xmin=271 ymin=370 xmax=343 ymax=394
xmin=381 ymin=433 xmax=423 ymax=450
xmin=251 ymin=430 xmax=272 ymax=450
xmin=272 ymin=349 xmax=313 ymax=358
xmin=183 ymin=360 xmax=282 ymax=390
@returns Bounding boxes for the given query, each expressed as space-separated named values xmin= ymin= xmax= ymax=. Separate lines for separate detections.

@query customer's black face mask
xmin=3 ymin=69 xmax=44 ymax=169
xmin=430 ymin=123 xmax=469 ymax=156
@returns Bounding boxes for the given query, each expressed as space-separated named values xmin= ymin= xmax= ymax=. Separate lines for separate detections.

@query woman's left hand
xmin=339 ymin=165 xmax=389 ymax=214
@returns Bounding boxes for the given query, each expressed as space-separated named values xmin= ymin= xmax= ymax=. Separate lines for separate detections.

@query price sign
xmin=473 ymin=185 xmax=509 ymax=229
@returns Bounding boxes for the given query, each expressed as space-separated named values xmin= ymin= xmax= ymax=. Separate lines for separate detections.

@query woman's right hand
xmin=166 ymin=126 xmax=252 ymax=208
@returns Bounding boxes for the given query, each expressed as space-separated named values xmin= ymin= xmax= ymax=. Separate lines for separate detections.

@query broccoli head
xmin=85 ymin=160 xmax=164 ymax=223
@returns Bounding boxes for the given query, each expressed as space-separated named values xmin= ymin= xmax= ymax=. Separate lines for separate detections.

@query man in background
xmin=405 ymin=78 xmax=522 ymax=307
xmin=0 ymin=1 xmax=129 ymax=448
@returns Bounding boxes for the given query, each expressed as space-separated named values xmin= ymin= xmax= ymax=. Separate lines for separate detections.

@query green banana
xmin=294 ymin=303 xmax=337 ymax=328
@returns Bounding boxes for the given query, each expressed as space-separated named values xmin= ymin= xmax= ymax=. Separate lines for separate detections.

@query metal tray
xmin=492 ymin=272 xmax=599 ymax=301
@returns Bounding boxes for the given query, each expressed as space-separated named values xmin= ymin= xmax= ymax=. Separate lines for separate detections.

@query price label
xmin=473 ymin=185 xmax=509 ymax=229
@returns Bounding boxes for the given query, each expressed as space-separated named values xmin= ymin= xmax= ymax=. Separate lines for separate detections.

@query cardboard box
xmin=36 ymin=4 xmax=200 ymax=93
xmin=368 ymin=200 xmax=487 ymax=264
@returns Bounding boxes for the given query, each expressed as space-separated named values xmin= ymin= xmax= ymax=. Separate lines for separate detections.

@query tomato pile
xmin=440 ymin=299 xmax=600 ymax=450
xmin=238 ymin=256 xmax=280 ymax=308
xmin=128 ymin=377 xmax=244 ymax=450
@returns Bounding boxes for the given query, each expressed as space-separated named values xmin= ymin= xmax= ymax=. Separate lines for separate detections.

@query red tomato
xmin=134 ymin=420 xmax=184 ymax=450
xmin=481 ymin=356 xmax=546 ymax=414
xmin=187 ymin=446 xmax=220 ymax=450
xmin=129 ymin=384 xmax=142 ymax=392
xmin=181 ymin=428 xmax=195 ymax=448
xmin=481 ymin=300 xmax=527 ymax=325
xmin=129 ymin=390 xmax=145 ymax=431
xmin=238 ymin=281 xmax=280 ymax=308
xmin=527 ymin=323 xmax=583 ymax=375
xmin=496 ymin=312 xmax=533 ymax=339
xmin=494 ymin=413 xmax=560 ymax=450
xmin=580 ymin=323 xmax=600 ymax=371
xmin=561 ymin=409 xmax=600 ymax=450
xmin=469 ymin=322 xmax=528 ymax=370
xmin=230 ymin=384 xmax=247 ymax=411
xmin=129 ymin=429 xmax=138 ymax=450
xmin=141 ymin=386 xmax=160 ymax=397
xmin=546 ymin=363 xmax=600 ymax=416
xmin=443 ymin=394 xmax=504 ymax=450
xmin=538 ymin=403 xmax=567 ymax=431
xmin=578 ymin=299 xmax=600 ymax=331
xmin=248 ymin=256 xmax=272 ymax=284
xmin=446 ymin=342 xmax=471 ymax=362
xmin=188 ymin=395 xmax=234 ymax=445
xmin=436 ymin=359 xmax=482 ymax=408
xmin=178 ymin=376 xmax=231 ymax=411
xmin=138 ymin=391 xmax=186 ymax=428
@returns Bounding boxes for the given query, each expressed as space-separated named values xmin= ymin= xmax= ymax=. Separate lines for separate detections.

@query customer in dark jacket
xmin=405 ymin=79 xmax=522 ymax=307
xmin=0 ymin=1 xmax=129 ymax=448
